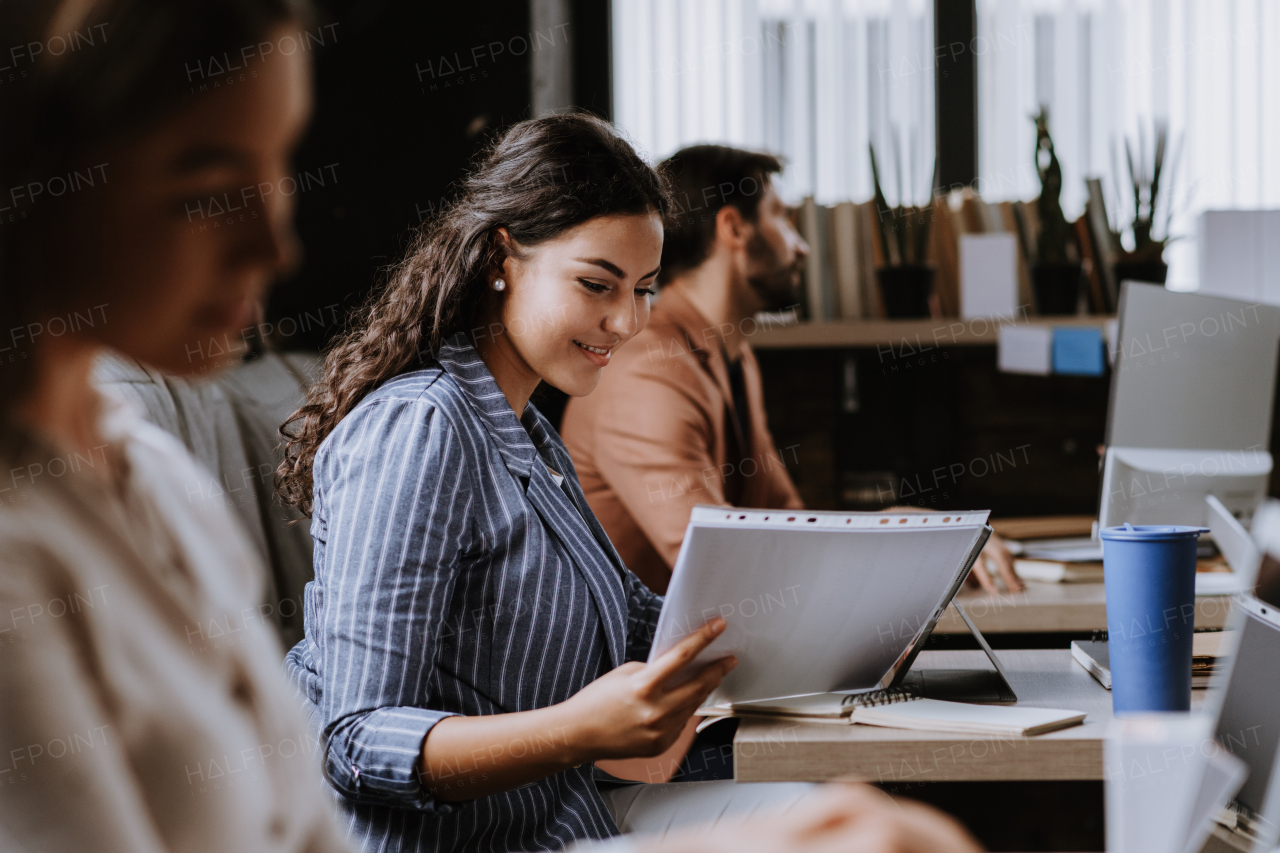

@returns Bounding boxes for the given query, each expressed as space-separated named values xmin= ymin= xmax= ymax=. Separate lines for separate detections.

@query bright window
xmin=612 ymin=0 xmax=937 ymax=206
xmin=978 ymin=0 xmax=1280 ymax=289
xmin=613 ymin=0 xmax=1280 ymax=291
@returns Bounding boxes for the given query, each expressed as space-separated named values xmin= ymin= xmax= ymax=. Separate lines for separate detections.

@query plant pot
xmin=1112 ymin=259 xmax=1168 ymax=285
xmin=876 ymin=265 xmax=935 ymax=319
xmin=1031 ymin=262 xmax=1082 ymax=315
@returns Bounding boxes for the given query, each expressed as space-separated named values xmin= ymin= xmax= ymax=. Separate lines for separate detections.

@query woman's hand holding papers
xmin=421 ymin=619 xmax=735 ymax=801
xmin=634 ymin=783 xmax=984 ymax=853
xmin=561 ymin=617 xmax=737 ymax=761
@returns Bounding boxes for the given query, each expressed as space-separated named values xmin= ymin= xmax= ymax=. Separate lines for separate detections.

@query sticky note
xmin=1052 ymin=327 xmax=1105 ymax=375
xmin=998 ymin=325 xmax=1052 ymax=374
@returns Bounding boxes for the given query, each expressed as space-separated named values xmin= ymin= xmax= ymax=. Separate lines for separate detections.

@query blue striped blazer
xmin=285 ymin=333 xmax=665 ymax=853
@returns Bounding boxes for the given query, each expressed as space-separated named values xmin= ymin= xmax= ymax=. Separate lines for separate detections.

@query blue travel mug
xmin=1100 ymin=524 xmax=1207 ymax=713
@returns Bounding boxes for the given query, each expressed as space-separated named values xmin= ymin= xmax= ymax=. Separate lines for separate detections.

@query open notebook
xmin=698 ymin=691 xmax=1084 ymax=737
xmin=849 ymin=698 xmax=1085 ymax=736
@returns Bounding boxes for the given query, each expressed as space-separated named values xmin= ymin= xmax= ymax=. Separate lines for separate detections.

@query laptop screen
xmin=1215 ymin=603 xmax=1280 ymax=815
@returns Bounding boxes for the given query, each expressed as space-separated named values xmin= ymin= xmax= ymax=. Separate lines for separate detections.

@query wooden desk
xmin=933 ymin=582 xmax=1232 ymax=634
xmin=936 ymin=516 xmax=1234 ymax=634
xmin=733 ymin=648 xmax=1208 ymax=783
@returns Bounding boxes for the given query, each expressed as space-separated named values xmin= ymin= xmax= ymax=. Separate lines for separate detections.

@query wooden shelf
xmin=748 ymin=315 xmax=1115 ymax=350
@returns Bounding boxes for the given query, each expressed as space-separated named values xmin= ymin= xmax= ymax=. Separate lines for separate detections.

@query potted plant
xmin=1111 ymin=122 xmax=1177 ymax=285
xmin=869 ymin=134 xmax=934 ymax=318
xmin=1027 ymin=108 xmax=1082 ymax=315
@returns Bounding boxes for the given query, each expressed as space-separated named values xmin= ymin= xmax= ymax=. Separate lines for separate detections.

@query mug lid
xmin=1099 ymin=523 xmax=1209 ymax=542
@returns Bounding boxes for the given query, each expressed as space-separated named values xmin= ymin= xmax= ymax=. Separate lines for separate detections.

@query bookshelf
xmin=749 ymin=315 xmax=1115 ymax=350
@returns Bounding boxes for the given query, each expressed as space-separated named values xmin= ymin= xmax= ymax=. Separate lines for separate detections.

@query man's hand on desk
xmin=633 ymin=783 xmax=984 ymax=853
xmin=968 ymin=534 xmax=1025 ymax=594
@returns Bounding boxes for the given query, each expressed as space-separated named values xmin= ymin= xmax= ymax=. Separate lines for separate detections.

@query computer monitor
xmin=1210 ymin=595 xmax=1280 ymax=851
xmin=1098 ymin=282 xmax=1280 ymax=531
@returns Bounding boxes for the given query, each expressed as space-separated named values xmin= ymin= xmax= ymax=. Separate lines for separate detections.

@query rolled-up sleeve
xmin=313 ymin=397 xmax=473 ymax=811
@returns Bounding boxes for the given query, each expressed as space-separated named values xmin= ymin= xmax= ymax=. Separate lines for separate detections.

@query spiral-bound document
xmin=706 ymin=684 xmax=920 ymax=718
xmin=649 ymin=505 xmax=992 ymax=706
xmin=694 ymin=685 xmax=922 ymax=731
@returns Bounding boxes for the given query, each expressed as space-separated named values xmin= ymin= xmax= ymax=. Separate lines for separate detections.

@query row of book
xmin=794 ymin=188 xmax=1121 ymax=321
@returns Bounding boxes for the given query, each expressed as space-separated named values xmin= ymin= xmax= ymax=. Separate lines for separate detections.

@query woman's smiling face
xmin=482 ymin=211 xmax=664 ymax=401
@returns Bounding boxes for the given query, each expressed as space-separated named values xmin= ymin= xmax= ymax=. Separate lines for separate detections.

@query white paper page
xmin=998 ymin=325 xmax=1052 ymax=375
xmin=649 ymin=508 xmax=989 ymax=705
xmin=961 ymin=233 xmax=1019 ymax=319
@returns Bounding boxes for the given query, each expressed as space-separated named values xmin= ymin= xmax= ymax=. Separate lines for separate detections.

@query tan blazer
xmin=0 ymin=396 xmax=348 ymax=853
xmin=562 ymin=288 xmax=802 ymax=594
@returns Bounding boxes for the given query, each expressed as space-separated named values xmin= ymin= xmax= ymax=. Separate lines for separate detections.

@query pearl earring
xmin=492 ymin=279 xmax=506 ymax=291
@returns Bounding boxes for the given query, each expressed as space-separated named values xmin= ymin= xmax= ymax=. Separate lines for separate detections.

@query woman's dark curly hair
xmin=276 ymin=113 xmax=669 ymax=515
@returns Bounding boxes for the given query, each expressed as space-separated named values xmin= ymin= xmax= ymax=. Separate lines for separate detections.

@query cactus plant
xmin=1032 ymin=107 xmax=1074 ymax=264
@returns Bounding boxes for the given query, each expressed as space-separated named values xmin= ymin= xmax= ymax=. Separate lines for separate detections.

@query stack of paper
xmin=1014 ymin=559 xmax=1104 ymax=583
xmin=1008 ymin=536 xmax=1105 ymax=584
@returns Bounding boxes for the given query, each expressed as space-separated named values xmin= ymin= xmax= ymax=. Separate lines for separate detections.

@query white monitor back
xmin=1198 ymin=210 xmax=1280 ymax=306
xmin=1108 ymin=283 xmax=1280 ymax=452
xmin=1098 ymin=447 xmax=1272 ymax=531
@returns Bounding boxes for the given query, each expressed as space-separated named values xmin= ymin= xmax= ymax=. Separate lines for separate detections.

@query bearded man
xmin=563 ymin=145 xmax=1020 ymax=600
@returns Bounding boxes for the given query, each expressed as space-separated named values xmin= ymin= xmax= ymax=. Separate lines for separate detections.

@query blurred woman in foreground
xmin=0 ymin=1 xmax=346 ymax=850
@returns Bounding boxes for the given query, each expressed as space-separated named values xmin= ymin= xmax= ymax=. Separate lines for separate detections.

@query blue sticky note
xmin=1051 ymin=327 xmax=1105 ymax=375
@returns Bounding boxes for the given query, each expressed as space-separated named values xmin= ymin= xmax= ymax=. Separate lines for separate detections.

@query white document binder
xmin=648 ymin=506 xmax=994 ymax=706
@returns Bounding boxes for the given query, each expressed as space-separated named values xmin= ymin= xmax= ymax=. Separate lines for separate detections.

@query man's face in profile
xmin=743 ymin=181 xmax=808 ymax=312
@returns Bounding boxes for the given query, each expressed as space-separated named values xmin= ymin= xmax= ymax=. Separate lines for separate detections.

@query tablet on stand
xmin=649 ymin=505 xmax=1015 ymax=706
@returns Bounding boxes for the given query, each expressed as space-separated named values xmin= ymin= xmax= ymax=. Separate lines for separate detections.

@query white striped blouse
xmin=286 ymin=333 xmax=665 ymax=852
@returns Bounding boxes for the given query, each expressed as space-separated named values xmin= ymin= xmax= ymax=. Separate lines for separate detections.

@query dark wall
xmin=757 ymin=347 xmax=1111 ymax=517
xmin=760 ymin=345 xmax=1280 ymax=518
xmin=569 ymin=0 xmax=611 ymax=118
xmin=266 ymin=0 xmax=539 ymax=350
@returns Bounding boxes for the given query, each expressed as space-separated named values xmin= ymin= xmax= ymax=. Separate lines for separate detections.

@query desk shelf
xmin=749 ymin=316 xmax=1114 ymax=350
